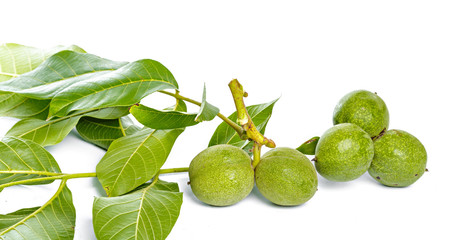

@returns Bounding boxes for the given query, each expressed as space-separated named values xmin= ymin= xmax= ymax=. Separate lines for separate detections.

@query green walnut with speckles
xmin=255 ymin=147 xmax=318 ymax=206
xmin=188 ymin=144 xmax=254 ymax=206
xmin=368 ymin=129 xmax=427 ymax=187
xmin=315 ymin=123 xmax=374 ymax=182
xmin=333 ymin=90 xmax=389 ymax=138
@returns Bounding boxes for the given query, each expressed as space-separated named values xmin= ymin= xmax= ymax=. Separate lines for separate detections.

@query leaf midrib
xmin=134 ymin=182 xmax=168 ymax=240
xmin=135 ymin=187 xmax=149 ymax=240
xmin=0 ymin=170 xmax=61 ymax=176
xmin=81 ymin=118 xmax=122 ymax=130
xmin=19 ymin=68 xmax=117 ymax=88
xmin=12 ymin=108 xmax=97 ymax=138
xmin=0 ymin=180 xmax=68 ymax=236
xmin=0 ymin=141 xmax=34 ymax=170
xmin=50 ymin=78 xmax=176 ymax=118
xmin=109 ymin=130 xmax=157 ymax=196
xmin=0 ymin=71 xmax=19 ymax=78
xmin=0 ymin=94 xmax=50 ymax=118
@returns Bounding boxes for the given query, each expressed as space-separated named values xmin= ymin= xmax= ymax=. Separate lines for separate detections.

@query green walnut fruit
xmin=255 ymin=147 xmax=318 ymax=206
xmin=333 ymin=90 xmax=389 ymax=138
xmin=188 ymin=144 xmax=254 ymax=206
xmin=315 ymin=123 xmax=374 ymax=182
xmin=368 ymin=129 xmax=427 ymax=187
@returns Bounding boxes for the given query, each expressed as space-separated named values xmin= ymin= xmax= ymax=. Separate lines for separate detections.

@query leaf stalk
xmin=158 ymin=167 xmax=189 ymax=174
xmin=158 ymin=90 xmax=244 ymax=136
xmin=0 ymin=172 xmax=97 ymax=189
xmin=252 ymin=142 xmax=262 ymax=168
xmin=0 ymin=168 xmax=189 ymax=191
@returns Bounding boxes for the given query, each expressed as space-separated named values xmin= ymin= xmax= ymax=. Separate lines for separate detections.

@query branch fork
xmin=228 ymin=79 xmax=276 ymax=167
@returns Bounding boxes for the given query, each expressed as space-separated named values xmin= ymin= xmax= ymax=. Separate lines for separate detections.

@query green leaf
xmin=195 ymin=84 xmax=219 ymax=122
xmin=0 ymin=50 xmax=126 ymax=99
xmin=0 ymin=43 xmax=85 ymax=119
xmin=296 ymin=136 xmax=320 ymax=155
xmin=84 ymin=106 xmax=131 ymax=120
xmin=5 ymin=107 xmax=129 ymax=146
xmin=49 ymin=57 xmax=178 ymax=118
xmin=0 ymin=207 xmax=39 ymax=232
xmin=208 ymin=99 xmax=278 ymax=153
xmin=96 ymin=128 xmax=184 ymax=196
xmin=163 ymin=93 xmax=187 ymax=112
xmin=0 ymin=137 xmax=61 ymax=190
xmin=6 ymin=116 xmax=82 ymax=147
xmin=93 ymin=180 xmax=183 ymax=240
xmin=0 ymin=43 xmax=85 ymax=82
xmin=0 ymin=50 xmax=178 ymax=118
xmin=172 ymin=98 xmax=188 ymax=112
xmin=0 ymin=180 xmax=76 ymax=239
xmin=0 ymin=93 xmax=50 ymax=120
xmin=130 ymin=104 xmax=199 ymax=129
xmin=76 ymin=115 xmax=140 ymax=149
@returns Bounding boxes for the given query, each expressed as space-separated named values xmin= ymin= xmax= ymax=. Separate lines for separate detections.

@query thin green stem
xmin=158 ymin=90 xmax=244 ymax=136
xmin=0 ymin=172 xmax=97 ymax=189
xmin=62 ymin=172 xmax=97 ymax=179
xmin=0 ymin=176 xmax=60 ymax=189
xmin=159 ymin=90 xmax=202 ymax=106
xmin=217 ymin=113 xmax=245 ymax=136
xmin=252 ymin=143 xmax=262 ymax=169
xmin=158 ymin=167 xmax=189 ymax=174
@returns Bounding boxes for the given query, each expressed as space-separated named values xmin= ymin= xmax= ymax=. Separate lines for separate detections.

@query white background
xmin=1 ymin=1 xmax=451 ymax=239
